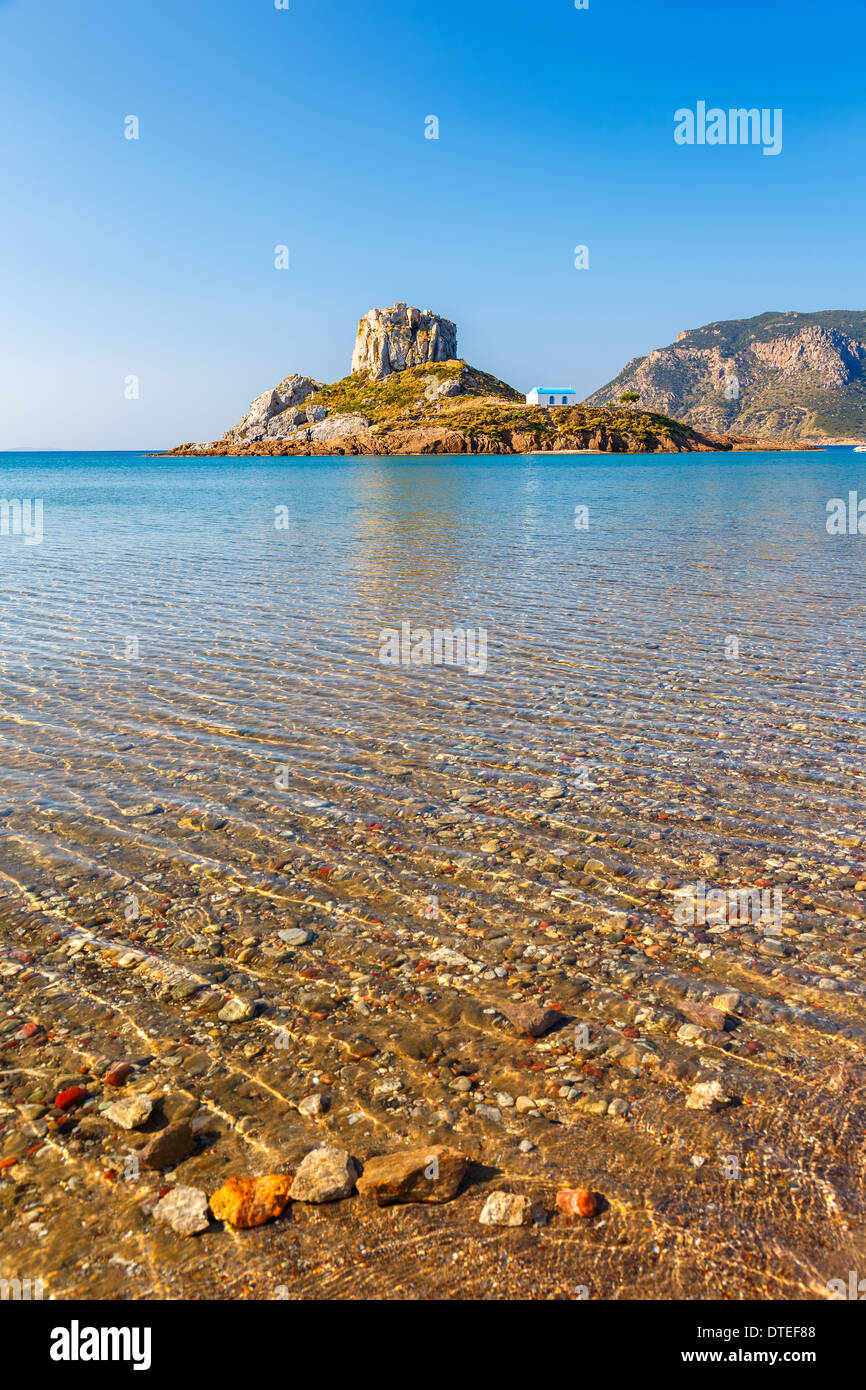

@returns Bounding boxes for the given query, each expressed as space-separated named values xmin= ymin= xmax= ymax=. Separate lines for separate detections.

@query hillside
xmin=584 ymin=310 xmax=866 ymax=443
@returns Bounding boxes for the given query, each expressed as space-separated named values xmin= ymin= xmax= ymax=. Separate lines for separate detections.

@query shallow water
xmin=1 ymin=450 xmax=865 ymax=1300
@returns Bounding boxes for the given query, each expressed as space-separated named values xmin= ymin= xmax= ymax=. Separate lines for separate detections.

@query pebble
xmin=298 ymin=1093 xmax=327 ymax=1117
xmin=278 ymin=928 xmax=314 ymax=946
xmin=712 ymin=991 xmax=741 ymax=1012
xmin=139 ymin=1120 xmax=195 ymax=1171
xmin=685 ymin=1079 xmax=729 ymax=1112
xmin=106 ymin=1094 xmax=153 ymax=1130
xmin=556 ymin=1187 xmax=597 ymax=1219
xmin=290 ymin=1147 xmax=358 ymax=1203
xmin=355 ymin=1145 xmax=469 ymax=1206
xmin=209 ymin=1174 xmax=293 ymax=1228
xmin=218 ymin=997 xmax=255 ymax=1023
xmin=105 ymin=1063 xmax=134 ymax=1087
xmin=154 ymin=1185 xmax=210 ymax=1237
xmin=500 ymin=1001 xmax=562 ymax=1038
xmin=478 ymin=1191 xmax=534 ymax=1226
xmin=54 ymin=1086 xmax=86 ymax=1111
xmin=679 ymin=1000 xmax=728 ymax=1031
xmin=677 ymin=1024 xmax=705 ymax=1042
xmin=475 ymin=1104 xmax=502 ymax=1123
xmin=539 ymin=782 xmax=566 ymax=800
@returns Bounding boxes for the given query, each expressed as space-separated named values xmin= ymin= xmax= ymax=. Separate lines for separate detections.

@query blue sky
xmin=1 ymin=0 xmax=864 ymax=448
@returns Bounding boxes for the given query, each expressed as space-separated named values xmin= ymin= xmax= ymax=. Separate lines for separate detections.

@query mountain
xmin=584 ymin=311 xmax=866 ymax=442
xmin=164 ymin=304 xmax=811 ymax=458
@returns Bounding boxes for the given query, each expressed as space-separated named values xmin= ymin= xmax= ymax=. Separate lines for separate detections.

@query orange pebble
xmin=556 ymin=1187 xmax=597 ymax=1219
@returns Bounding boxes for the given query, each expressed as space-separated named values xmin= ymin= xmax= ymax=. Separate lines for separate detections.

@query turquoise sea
xmin=1 ymin=443 xmax=864 ymax=843
xmin=1 ymin=449 xmax=864 ymax=816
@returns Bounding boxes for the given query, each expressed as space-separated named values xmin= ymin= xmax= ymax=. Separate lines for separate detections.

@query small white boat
xmin=855 ymin=445 xmax=866 ymax=452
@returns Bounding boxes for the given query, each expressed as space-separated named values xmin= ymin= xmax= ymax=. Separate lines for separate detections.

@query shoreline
xmin=153 ymin=439 xmax=816 ymax=459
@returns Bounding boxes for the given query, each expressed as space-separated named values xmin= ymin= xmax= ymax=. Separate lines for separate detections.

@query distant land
xmin=163 ymin=304 xmax=807 ymax=459
xmin=585 ymin=310 xmax=866 ymax=444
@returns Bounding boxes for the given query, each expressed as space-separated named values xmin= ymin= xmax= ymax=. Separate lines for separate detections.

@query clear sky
xmin=1 ymin=0 xmax=864 ymax=449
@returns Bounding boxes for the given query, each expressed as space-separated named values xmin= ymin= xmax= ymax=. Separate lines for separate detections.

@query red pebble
xmin=556 ymin=1187 xmax=598 ymax=1219
xmin=21 ymin=1022 xmax=41 ymax=1038
xmin=105 ymin=1064 xmax=132 ymax=1087
xmin=55 ymin=1086 xmax=86 ymax=1111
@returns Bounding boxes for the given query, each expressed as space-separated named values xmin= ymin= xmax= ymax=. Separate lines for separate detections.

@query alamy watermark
xmin=674 ymin=103 xmax=782 ymax=157
xmin=826 ymin=492 xmax=866 ymax=535
xmin=674 ymin=880 xmax=783 ymax=932
xmin=50 ymin=1323 xmax=151 ymax=1370
xmin=378 ymin=622 xmax=488 ymax=675
xmin=1 ymin=1276 xmax=44 ymax=1300
xmin=0 ymin=498 xmax=43 ymax=545
xmin=827 ymin=1270 xmax=866 ymax=1300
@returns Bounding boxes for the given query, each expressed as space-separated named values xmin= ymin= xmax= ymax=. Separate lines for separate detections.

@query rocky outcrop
xmin=585 ymin=311 xmax=866 ymax=442
xmin=351 ymin=303 xmax=457 ymax=379
xmin=225 ymin=374 xmax=323 ymax=444
xmin=307 ymin=413 xmax=370 ymax=442
xmin=207 ymin=303 xmax=457 ymax=449
xmin=254 ymin=412 xmax=371 ymax=449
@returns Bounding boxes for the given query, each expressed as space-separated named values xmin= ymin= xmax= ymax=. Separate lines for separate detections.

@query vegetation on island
xmin=165 ymin=358 xmax=809 ymax=458
xmin=304 ymin=361 xmax=702 ymax=453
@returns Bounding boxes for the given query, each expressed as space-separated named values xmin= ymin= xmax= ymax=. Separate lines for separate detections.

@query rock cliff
xmin=351 ymin=303 xmax=457 ymax=379
xmin=585 ymin=311 xmax=866 ymax=442
xmin=209 ymin=305 xmax=459 ymax=448
xmin=224 ymin=374 xmax=324 ymax=445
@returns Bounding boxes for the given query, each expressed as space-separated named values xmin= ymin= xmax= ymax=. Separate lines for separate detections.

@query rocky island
xmin=164 ymin=304 xmax=803 ymax=458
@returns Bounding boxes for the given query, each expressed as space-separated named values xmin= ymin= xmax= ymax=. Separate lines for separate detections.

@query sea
xmin=1 ymin=448 xmax=865 ymax=1299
